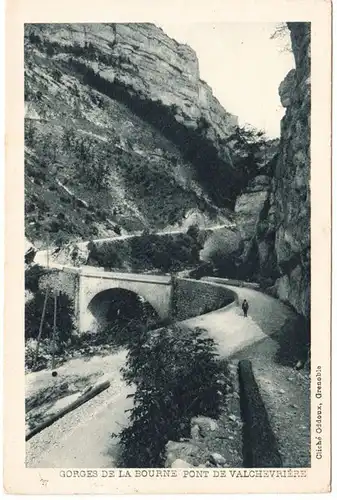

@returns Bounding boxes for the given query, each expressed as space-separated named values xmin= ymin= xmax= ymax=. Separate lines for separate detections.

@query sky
xmin=159 ymin=23 xmax=294 ymax=138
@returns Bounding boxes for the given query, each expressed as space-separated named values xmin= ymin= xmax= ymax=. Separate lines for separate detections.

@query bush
xmin=88 ymin=241 xmax=126 ymax=269
xmin=54 ymin=231 xmax=71 ymax=247
xmin=52 ymin=68 xmax=63 ymax=82
xmin=186 ymin=224 xmax=200 ymax=241
xmin=129 ymin=233 xmax=201 ymax=273
xmin=25 ymin=121 xmax=36 ymax=147
xmin=25 ymin=264 xmax=46 ymax=293
xmin=116 ymin=325 xmax=231 ymax=467
xmin=25 ymin=338 xmax=51 ymax=371
xmin=87 ymin=232 xmax=202 ymax=273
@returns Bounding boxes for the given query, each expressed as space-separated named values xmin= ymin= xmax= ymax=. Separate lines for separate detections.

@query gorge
xmin=24 ymin=22 xmax=312 ymax=471
xmin=24 ymin=22 xmax=310 ymax=318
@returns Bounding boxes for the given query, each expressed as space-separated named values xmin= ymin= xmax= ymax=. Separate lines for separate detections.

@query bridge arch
xmin=77 ymin=271 xmax=173 ymax=332
xmin=87 ymin=287 xmax=160 ymax=331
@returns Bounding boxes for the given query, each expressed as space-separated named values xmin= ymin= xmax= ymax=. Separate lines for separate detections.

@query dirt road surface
xmin=186 ymin=283 xmax=310 ymax=467
xmin=26 ymin=351 xmax=134 ymax=468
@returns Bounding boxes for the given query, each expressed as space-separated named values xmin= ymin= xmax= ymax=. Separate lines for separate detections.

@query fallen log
xmin=26 ymin=380 xmax=110 ymax=441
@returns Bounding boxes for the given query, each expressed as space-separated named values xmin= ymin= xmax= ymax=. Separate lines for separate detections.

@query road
xmin=26 ymin=282 xmax=309 ymax=468
xmin=33 ymin=223 xmax=235 ymax=268
xmin=26 ymin=351 xmax=133 ymax=468
xmin=185 ymin=280 xmax=310 ymax=467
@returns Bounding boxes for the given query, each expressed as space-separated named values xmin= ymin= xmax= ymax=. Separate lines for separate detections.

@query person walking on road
xmin=242 ymin=299 xmax=249 ymax=317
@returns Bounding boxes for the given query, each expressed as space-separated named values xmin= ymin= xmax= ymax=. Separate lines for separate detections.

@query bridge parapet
xmin=78 ymin=269 xmax=172 ymax=285
xmin=171 ymin=277 xmax=238 ymax=322
xmin=202 ymin=276 xmax=260 ymax=290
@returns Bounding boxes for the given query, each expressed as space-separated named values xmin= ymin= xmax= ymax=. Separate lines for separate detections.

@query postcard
xmin=4 ymin=0 xmax=331 ymax=494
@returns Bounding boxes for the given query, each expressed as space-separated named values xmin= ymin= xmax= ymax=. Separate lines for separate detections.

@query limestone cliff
xmin=272 ymin=22 xmax=311 ymax=317
xmin=24 ymin=23 xmax=238 ymax=246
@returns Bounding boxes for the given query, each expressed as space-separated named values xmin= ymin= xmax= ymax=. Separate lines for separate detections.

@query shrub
xmin=28 ymin=32 xmax=43 ymax=47
xmin=25 ymin=338 xmax=50 ymax=371
xmin=116 ymin=325 xmax=231 ymax=467
xmin=46 ymin=44 xmax=55 ymax=57
xmin=50 ymin=220 xmax=60 ymax=232
xmin=54 ymin=231 xmax=71 ymax=247
xmin=25 ymin=264 xmax=46 ymax=293
xmin=52 ymin=68 xmax=63 ymax=81
xmin=86 ymin=319 xmax=152 ymax=349
xmin=25 ymin=121 xmax=36 ymax=147
xmin=186 ymin=224 xmax=200 ymax=241
xmin=88 ymin=241 xmax=126 ymax=269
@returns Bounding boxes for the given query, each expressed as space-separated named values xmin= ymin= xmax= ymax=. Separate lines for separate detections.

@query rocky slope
xmin=24 ymin=23 xmax=239 ymax=247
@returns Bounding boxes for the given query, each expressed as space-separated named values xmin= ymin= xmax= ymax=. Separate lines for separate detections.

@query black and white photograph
xmin=23 ymin=21 xmax=313 ymax=472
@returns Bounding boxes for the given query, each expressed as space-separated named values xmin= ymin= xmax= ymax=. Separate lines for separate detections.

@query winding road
xmin=26 ymin=281 xmax=310 ymax=468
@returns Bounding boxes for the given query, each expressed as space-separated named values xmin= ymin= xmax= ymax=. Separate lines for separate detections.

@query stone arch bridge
xmin=42 ymin=265 xmax=237 ymax=333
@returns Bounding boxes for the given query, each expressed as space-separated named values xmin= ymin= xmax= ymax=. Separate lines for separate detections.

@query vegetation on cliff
xmin=24 ymin=24 xmax=236 ymax=247
xmin=87 ymin=225 xmax=204 ymax=273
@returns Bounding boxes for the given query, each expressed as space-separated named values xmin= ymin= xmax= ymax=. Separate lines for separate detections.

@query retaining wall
xmin=202 ymin=276 xmax=260 ymax=290
xmin=238 ymin=359 xmax=282 ymax=467
xmin=38 ymin=269 xmax=78 ymax=297
xmin=172 ymin=277 xmax=238 ymax=322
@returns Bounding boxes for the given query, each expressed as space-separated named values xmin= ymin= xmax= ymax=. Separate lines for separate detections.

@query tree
xmin=270 ymin=23 xmax=292 ymax=53
xmin=25 ymin=264 xmax=46 ymax=293
xmin=186 ymin=224 xmax=200 ymax=241
xmin=117 ymin=325 xmax=231 ymax=467
xmin=62 ymin=126 xmax=76 ymax=150
xmin=227 ymin=126 xmax=269 ymax=193
xmin=74 ymin=137 xmax=111 ymax=191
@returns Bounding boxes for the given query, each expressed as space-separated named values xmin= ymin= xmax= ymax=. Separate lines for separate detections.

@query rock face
xmin=24 ymin=23 xmax=239 ymax=248
xmin=235 ymin=176 xmax=270 ymax=264
xmin=200 ymin=227 xmax=243 ymax=277
xmin=33 ymin=23 xmax=238 ymax=137
xmin=272 ymin=23 xmax=311 ymax=317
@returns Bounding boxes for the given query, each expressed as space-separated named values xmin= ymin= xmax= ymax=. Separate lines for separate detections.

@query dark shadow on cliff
xmin=273 ymin=315 xmax=310 ymax=367
xmin=63 ymin=58 xmax=238 ymax=208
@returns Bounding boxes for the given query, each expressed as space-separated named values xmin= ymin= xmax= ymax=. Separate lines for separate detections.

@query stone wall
xmin=202 ymin=276 xmax=260 ymax=290
xmin=38 ymin=269 xmax=79 ymax=318
xmin=172 ymin=278 xmax=237 ymax=321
